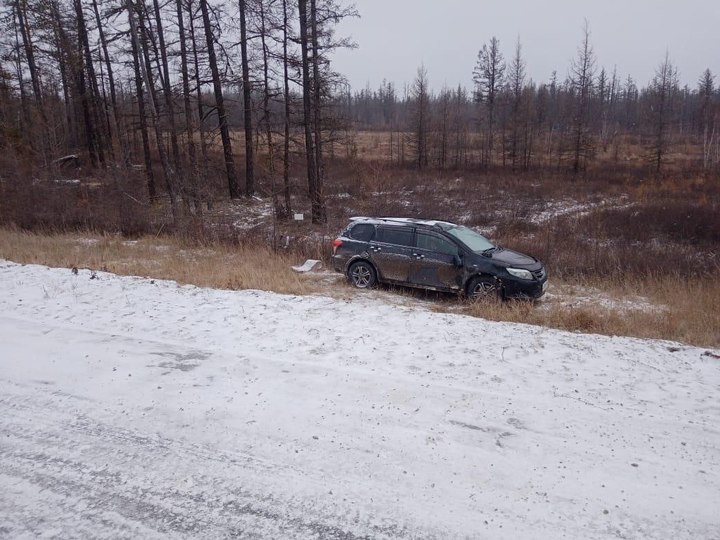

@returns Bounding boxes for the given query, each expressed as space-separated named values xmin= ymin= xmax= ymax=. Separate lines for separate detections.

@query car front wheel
xmin=467 ymin=275 xmax=502 ymax=301
xmin=348 ymin=261 xmax=377 ymax=289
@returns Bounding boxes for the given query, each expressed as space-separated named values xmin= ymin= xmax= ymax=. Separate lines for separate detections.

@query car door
xmin=369 ymin=226 xmax=415 ymax=283
xmin=409 ymin=231 xmax=463 ymax=291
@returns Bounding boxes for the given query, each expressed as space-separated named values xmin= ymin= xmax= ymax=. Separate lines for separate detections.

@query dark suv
xmin=332 ymin=217 xmax=547 ymax=299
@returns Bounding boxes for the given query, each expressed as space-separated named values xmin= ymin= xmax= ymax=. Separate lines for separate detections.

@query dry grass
xmin=459 ymin=276 xmax=720 ymax=348
xmin=1 ymin=227 xmax=718 ymax=349
xmin=0 ymin=227 xmax=315 ymax=296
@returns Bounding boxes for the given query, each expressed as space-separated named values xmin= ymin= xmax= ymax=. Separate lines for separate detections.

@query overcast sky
xmin=332 ymin=0 xmax=720 ymax=92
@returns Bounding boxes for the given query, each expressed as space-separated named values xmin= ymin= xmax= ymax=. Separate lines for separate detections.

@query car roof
xmin=348 ymin=216 xmax=458 ymax=231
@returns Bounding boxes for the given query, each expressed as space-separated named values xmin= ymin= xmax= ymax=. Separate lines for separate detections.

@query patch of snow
xmin=530 ymin=197 xmax=635 ymax=225
xmin=75 ymin=238 xmax=99 ymax=246
xmin=541 ymin=284 xmax=669 ymax=314
xmin=0 ymin=260 xmax=718 ymax=538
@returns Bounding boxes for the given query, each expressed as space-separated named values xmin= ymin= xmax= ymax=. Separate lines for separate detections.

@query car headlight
xmin=506 ymin=267 xmax=533 ymax=280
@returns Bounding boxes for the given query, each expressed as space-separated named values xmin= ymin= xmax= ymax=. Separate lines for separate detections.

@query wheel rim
xmin=351 ymin=265 xmax=372 ymax=288
xmin=471 ymin=280 xmax=496 ymax=299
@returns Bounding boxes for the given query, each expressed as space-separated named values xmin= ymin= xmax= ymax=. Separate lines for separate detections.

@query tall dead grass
xmin=0 ymin=227 xmax=314 ymax=296
xmin=461 ymin=276 xmax=720 ymax=348
xmin=1 ymin=227 xmax=718 ymax=349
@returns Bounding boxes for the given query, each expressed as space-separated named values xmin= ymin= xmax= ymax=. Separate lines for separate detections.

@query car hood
xmin=480 ymin=248 xmax=538 ymax=268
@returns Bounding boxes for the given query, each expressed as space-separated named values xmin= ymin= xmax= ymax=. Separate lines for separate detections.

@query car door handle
xmin=413 ymin=253 xmax=425 ymax=259
xmin=371 ymin=246 xmax=382 ymax=252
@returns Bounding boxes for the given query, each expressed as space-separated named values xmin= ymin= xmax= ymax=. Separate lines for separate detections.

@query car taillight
xmin=332 ymin=238 xmax=343 ymax=254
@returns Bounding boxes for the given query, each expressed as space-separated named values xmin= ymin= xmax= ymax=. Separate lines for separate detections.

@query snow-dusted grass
xmin=1 ymin=227 xmax=719 ymax=348
xmin=0 ymin=227 xmax=312 ymax=296
xmin=1 ymin=261 xmax=719 ymax=538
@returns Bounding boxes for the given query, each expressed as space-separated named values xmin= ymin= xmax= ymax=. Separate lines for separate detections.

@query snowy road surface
xmin=1 ymin=261 xmax=719 ymax=539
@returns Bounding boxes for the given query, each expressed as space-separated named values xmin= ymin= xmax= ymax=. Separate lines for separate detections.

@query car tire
xmin=467 ymin=275 xmax=502 ymax=301
xmin=348 ymin=261 xmax=377 ymax=289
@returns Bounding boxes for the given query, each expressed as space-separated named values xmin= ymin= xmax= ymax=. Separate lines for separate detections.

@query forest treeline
xmin=0 ymin=1 xmax=718 ymax=229
xmin=349 ymin=28 xmax=719 ymax=177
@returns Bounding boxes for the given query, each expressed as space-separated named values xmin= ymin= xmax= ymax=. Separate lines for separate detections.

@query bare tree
xmin=569 ymin=20 xmax=596 ymax=175
xmin=128 ymin=0 xmax=179 ymax=222
xmin=199 ymin=0 xmax=240 ymax=198
xmin=473 ymin=36 xmax=505 ymax=167
xmin=238 ymin=0 xmax=255 ymax=196
xmin=151 ymin=0 xmax=180 ymax=171
xmin=507 ymin=37 xmax=526 ymax=171
xmin=74 ymin=0 xmax=106 ymax=167
xmin=297 ymin=0 xmax=318 ymax=220
xmin=409 ymin=64 xmax=429 ymax=169
xmin=648 ymin=52 xmax=679 ymax=176
xmin=90 ymin=0 xmax=124 ymax=161
xmin=698 ymin=69 xmax=716 ymax=170
xmin=280 ymin=0 xmax=293 ymax=216
xmin=435 ymin=86 xmax=450 ymax=169
xmin=176 ymin=0 xmax=201 ymax=213
xmin=309 ymin=0 xmax=325 ymax=222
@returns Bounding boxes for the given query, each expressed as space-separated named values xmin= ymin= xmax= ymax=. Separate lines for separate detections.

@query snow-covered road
xmin=1 ymin=261 xmax=718 ymax=539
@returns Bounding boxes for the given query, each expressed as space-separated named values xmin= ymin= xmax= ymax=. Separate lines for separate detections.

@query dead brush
xmin=0 ymin=227 xmax=315 ymax=296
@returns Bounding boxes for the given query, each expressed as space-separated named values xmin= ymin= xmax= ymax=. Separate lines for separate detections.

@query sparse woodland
xmin=0 ymin=2 xmax=718 ymax=231
xmin=0 ymin=0 xmax=357 ymax=230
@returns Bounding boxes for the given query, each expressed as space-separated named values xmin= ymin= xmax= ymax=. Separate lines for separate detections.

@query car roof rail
xmin=348 ymin=216 xmax=458 ymax=229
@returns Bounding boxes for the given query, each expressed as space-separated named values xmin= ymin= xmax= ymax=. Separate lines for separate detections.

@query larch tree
xmin=199 ymin=0 xmax=240 ymax=198
xmin=507 ymin=37 xmax=526 ymax=171
xmin=697 ymin=69 xmax=716 ymax=170
xmin=473 ymin=36 xmax=504 ymax=168
xmin=569 ymin=20 xmax=596 ymax=176
xmin=238 ymin=0 xmax=255 ymax=196
xmin=409 ymin=64 xmax=429 ymax=170
xmin=648 ymin=52 xmax=679 ymax=177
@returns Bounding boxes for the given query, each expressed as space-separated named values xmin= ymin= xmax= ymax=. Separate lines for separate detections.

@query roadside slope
xmin=1 ymin=261 xmax=718 ymax=539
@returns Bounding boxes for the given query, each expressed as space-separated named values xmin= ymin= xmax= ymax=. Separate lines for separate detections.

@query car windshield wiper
xmin=481 ymin=246 xmax=497 ymax=256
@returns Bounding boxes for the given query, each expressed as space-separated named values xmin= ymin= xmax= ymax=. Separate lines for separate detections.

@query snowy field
xmin=1 ymin=260 xmax=719 ymax=539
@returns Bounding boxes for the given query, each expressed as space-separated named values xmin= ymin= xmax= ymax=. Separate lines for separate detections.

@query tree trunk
xmin=74 ymin=0 xmax=106 ymax=167
xmin=199 ymin=0 xmax=240 ymax=198
xmin=128 ymin=0 xmax=179 ymax=223
xmin=128 ymin=0 xmax=156 ymax=201
xmin=152 ymin=0 xmax=181 ymax=171
xmin=281 ymin=0 xmax=292 ymax=216
xmin=298 ymin=0 xmax=317 ymax=219
xmin=175 ymin=0 xmax=201 ymax=215
xmin=309 ymin=0 xmax=326 ymax=223
xmin=239 ymin=0 xmax=255 ymax=196
xmin=258 ymin=0 xmax=281 ymax=218
xmin=15 ymin=0 xmax=49 ymax=158
xmin=91 ymin=0 xmax=123 ymax=161
xmin=188 ymin=0 xmax=210 ymax=208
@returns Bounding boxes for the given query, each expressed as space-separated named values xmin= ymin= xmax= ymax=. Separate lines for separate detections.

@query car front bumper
xmin=502 ymin=277 xmax=547 ymax=299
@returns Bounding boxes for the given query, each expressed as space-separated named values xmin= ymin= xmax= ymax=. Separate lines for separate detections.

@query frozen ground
xmin=1 ymin=261 xmax=719 ymax=539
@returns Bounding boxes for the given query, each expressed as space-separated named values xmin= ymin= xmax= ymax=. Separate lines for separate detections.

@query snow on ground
xmin=540 ymin=285 xmax=668 ymax=315
xmin=1 ymin=261 xmax=719 ymax=539
xmin=528 ymin=197 xmax=634 ymax=225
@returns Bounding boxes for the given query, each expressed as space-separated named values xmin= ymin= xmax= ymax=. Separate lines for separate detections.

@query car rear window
xmin=376 ymin=227 xmax=414 ymax=246
xmin=349 ymin=223 xmax=375 ymax=241
xmin=416 ymin=232 xmax=458 ymax=255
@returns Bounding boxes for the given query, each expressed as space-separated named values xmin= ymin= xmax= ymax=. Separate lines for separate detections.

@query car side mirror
xmin=453 ymin=254 xmax=463 ymax=267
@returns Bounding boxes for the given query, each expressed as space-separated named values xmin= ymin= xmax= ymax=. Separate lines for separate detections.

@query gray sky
xmin=333 ymin=0 xmax=720 ymax=92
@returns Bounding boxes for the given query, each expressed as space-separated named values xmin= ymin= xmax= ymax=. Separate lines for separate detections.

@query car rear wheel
xmin=348 ymin=261 xmax=377 ymax=289
xmin=467 ymin=275 xmax=501 ymax=301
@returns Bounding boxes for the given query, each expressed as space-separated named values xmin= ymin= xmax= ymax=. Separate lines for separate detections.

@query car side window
xmin=416 ymin=232 xmax=458 ymax=255
xmin=350 ymin=223 xmax=375 ymax=241
xmin=376 ymin=227 xmax=414 ymax=246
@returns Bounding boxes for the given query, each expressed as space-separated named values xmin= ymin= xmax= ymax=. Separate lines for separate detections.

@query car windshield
xmin=446 ymin=226 xmax=495 ymax=252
